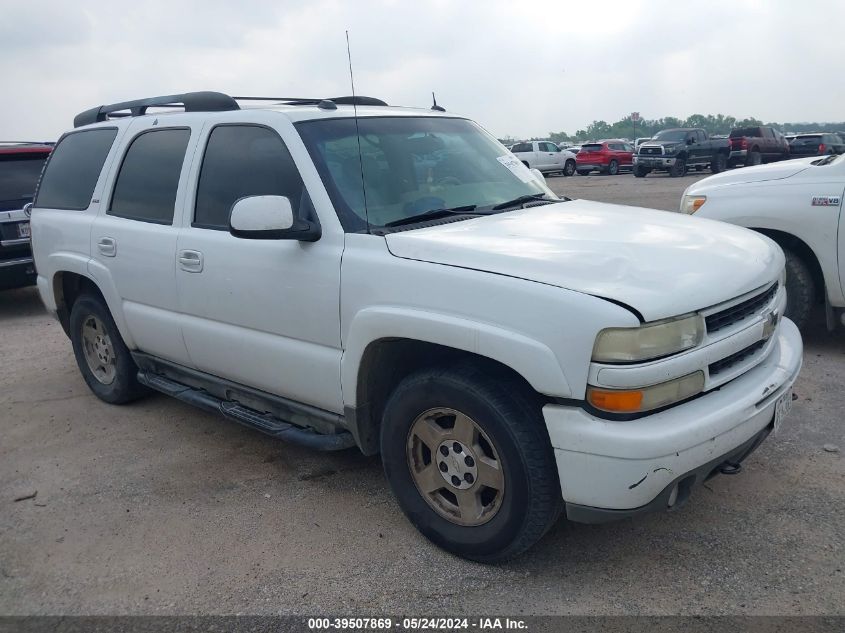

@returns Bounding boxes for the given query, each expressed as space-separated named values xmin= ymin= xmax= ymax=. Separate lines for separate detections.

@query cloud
xmin=2 ymin=0 xmax=844 ymax=141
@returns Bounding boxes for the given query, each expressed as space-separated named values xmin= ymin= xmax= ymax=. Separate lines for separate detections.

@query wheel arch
xmin=750 ymin=228 xmax=825 ymax=302
xmin=341 ymin=308 xmax=572 ymax=455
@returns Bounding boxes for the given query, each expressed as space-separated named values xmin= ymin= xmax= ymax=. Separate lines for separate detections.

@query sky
xmin=2 ymin=0 xmax=844 ymax=141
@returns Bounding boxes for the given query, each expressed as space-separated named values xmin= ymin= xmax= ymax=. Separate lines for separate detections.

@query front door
xmin=175 ymin=122 xmax=344 ymax=413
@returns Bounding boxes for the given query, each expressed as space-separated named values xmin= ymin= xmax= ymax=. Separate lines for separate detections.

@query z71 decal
xmin=811 ymin=196 xmax=841 ymax=206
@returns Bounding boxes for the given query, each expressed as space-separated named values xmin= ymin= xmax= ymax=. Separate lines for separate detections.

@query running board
xmin=137 ymin=371 xmax=356 ymax=451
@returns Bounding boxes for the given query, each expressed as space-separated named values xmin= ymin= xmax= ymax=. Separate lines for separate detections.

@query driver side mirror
xmin=229 ymin=195 xmax=320 ymax=241
xmin=686 ymin=137 xmax=695 ymax=145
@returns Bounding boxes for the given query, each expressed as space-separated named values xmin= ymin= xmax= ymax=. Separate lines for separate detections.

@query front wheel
xmin=380 ymin=364 xmax=562 ymax=562
xmin=633 ymin=165 xmax=649 ymax=178
xmin=670 ymin=158 xmax=687 ymax=177
xmin=69 ymin=294 xmax=148 ymax=404
xmin=563 ymin=159 xmax=576 ymax=177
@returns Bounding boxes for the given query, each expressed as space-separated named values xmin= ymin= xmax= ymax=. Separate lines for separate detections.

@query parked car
xmin=558 ymin=143 xmax=580 ymax=154
xmin=681 ymin=152 xmax=845 ymax=329
xmin=510 ymin=140 xmax=576 ymax=176
xmin=575 ymin=140 xmax=634 ymax=175
xmin=634 ymin=128 xmax=729 ymax=177
xmin=787 ymin=133 xmax=845 ymax=158
xmin=1 ymin=142 xmax=53 ymax=290
xmin=728 ymin=126 xmax=790 ymax=167
xmin=31 ymin=90 xmax=801 ymax=562
xmin=634 ymin=137 xmax=652 ymax=151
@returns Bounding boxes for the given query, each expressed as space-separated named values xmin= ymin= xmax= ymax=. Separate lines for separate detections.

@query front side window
xmin=35 ymin=129 xmax=117 ymax=210
xmin=109 ymin=128 xmax=190 ymax=224
xmin=296 ymin=117 xmax=551 ymax=231
xmin=194 ymin=125 xmax=304 ymax=230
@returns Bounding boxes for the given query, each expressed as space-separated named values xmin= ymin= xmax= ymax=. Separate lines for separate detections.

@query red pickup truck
xmin=728 ymin=126 xmax=789 ymax=167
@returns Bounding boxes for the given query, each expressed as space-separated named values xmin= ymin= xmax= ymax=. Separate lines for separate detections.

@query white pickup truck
xmin=30 ymin=91 xmax=801 ymax=561
xmin=510 ymin=140 xmax=577 ymax=176
xmin=681 ymin=154 xmax=845 ymax=330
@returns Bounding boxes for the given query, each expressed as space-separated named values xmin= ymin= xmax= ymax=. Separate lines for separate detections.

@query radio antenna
xmin=346 ymin=30 xmax=370 ymax=233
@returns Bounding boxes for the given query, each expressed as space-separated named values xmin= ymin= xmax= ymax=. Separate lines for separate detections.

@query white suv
xmin=510 ymin=140 xmax=577 ymax=176
xmin=31 ymin=91 xmax=802 ymax=561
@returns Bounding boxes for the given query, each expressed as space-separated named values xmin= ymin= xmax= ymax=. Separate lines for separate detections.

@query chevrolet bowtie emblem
xmin=762 ymin=311 xmax=779 ymax=340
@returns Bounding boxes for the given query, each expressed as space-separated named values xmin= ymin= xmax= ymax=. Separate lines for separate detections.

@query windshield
xmin=653 ymin=130 xmax=687 ymax=142
xmin=296 ymin=117 xmax=553 ymax=231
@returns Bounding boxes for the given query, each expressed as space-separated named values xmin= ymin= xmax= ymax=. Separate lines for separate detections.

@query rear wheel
xmin=69 ymin=294 xmax=148 ymax=404
xmin=606 ymin=160 xmax=619 ymax=175
xmin=380 ymin=364 xmax=562 ymax=562
xmin=563 ymin=159 xmax=576 ymax=177
xmin=746 ymin=150 xmax=762 ymax=166
xmin=670 ymin=158 xmax=687 ymax=177
xmin=711 ymin=153 xmax=727 ymax=173
xmin=783 ymin=249 xmax=815 ymax=330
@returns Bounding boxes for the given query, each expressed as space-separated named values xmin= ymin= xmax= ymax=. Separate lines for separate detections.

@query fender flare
xmin=341 ymin=306 xmax=572 ymax=407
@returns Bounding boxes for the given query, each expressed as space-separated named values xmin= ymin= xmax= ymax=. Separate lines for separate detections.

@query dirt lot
xmin=1 ymin=173 xmax=843 ymax=616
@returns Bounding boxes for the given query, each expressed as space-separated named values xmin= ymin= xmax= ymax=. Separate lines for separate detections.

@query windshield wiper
xmin=491 ymin=193 xmax=554 ymax=210
xmin=383 ymin=205 xmax=479 ymax=228
xmin=812 ymin=154 xmax=839 ymax=166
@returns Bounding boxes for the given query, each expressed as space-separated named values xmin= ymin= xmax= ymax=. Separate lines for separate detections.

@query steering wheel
xmin=434 ymin=176 xmax=462 ymax=187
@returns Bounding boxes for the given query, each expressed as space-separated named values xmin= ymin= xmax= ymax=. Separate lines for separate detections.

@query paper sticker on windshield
xmin=497 ymin=155 xmax=536 ymax=183
xmin=811 ymin=196 xmax=841 ymax=206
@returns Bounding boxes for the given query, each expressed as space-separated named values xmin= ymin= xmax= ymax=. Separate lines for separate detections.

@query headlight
xmin=592 ymin=314 xmax=705 ymax=363
xmin=587 ymin=371 xmax=705 ymax=414
xmin=680 ymin=194 xmax=707 ymax=214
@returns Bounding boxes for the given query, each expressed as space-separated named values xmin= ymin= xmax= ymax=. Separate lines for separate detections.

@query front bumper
xmin=633 ymin=155 xmax=676 ymax=168
xmin=543 ymin=318 xmax=802 ymax=521
xmin=0 ymin=256 xmax=36 ymax=290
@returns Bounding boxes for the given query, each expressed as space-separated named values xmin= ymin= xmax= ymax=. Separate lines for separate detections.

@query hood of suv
xmin=385 ymin=201 xmax=781 ymax=322
xmin=692 ymin=157 xmax=815 ymax=189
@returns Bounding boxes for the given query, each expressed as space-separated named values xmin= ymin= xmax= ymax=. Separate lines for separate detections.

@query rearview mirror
xmin=229 ymin=195 xmax=320 ymax=241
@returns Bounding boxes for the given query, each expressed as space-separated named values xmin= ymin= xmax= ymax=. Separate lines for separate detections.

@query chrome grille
xmin=706 ymin=283 xmax=778 ymax=334
xmin=640 ymin=146 xmax=662 ymax=156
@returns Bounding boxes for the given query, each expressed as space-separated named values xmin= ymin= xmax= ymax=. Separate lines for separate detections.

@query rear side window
xmin=510 ymin=143 xmax=532 ymax=153
xmin=109 ymin=128 xmax=191 ymax=225
xmin=194 ymin=125 xmax=304 ymax=230
xmin=581 ymin=144 xmax=603 ymax=152
xmin=0 ymin=154 xmax=49 ymax=209
xmin=35 ymin=129 xmax=117 ymax=210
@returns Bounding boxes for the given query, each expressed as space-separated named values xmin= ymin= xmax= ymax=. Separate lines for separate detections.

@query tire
xmin=633 ymin=165 xmax=649 ymax=178
xmin=69 ymin=294 xmax=148 ymax=404
xmin=576 ymin=169 xmax=591 ymax=176
xmin=606 ymin=160 xmax=619 ymax=175
xmin=746 ymin=150 xmax=762 ymax=166
xmin=711 ymin=153 xmax=727 ymax=174
xmin=563 ymin=160 xmax=576 ymax=177
xmin=694 ymin=164 xmax=703 ymax=172
xmin=380 ymin=363 xmax=562 ymax=562
xmin=670 ymin=158 xmax=686 ymax=177
xmin=783 ymin=249 xmax=815 ymax=330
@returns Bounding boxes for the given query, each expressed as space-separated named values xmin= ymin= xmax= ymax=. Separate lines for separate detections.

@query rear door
xmin=90 ymin=119 xmax=197 ymax=365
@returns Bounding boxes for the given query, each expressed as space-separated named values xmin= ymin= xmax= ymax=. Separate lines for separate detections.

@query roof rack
xmin=233 ymin=95 xmax=388 ymax=106
xmin=74 ymin=92 xmax=390 ymax=128
xmin=73 ymin=91 xmax=240 ymax=128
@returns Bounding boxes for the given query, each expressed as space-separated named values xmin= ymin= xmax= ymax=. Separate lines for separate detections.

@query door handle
xmin=97 ymin=237 xmax=116 ymax=257
xmin=178 ymin=249 xmax=203 ymax=273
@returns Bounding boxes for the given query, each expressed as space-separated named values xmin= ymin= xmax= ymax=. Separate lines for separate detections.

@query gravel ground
xmin=1 ymin=173 xmax=843 ymax=616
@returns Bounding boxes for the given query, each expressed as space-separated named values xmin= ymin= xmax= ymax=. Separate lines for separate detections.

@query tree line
xmin=501 ymin=114 xmax=845 ymax=145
